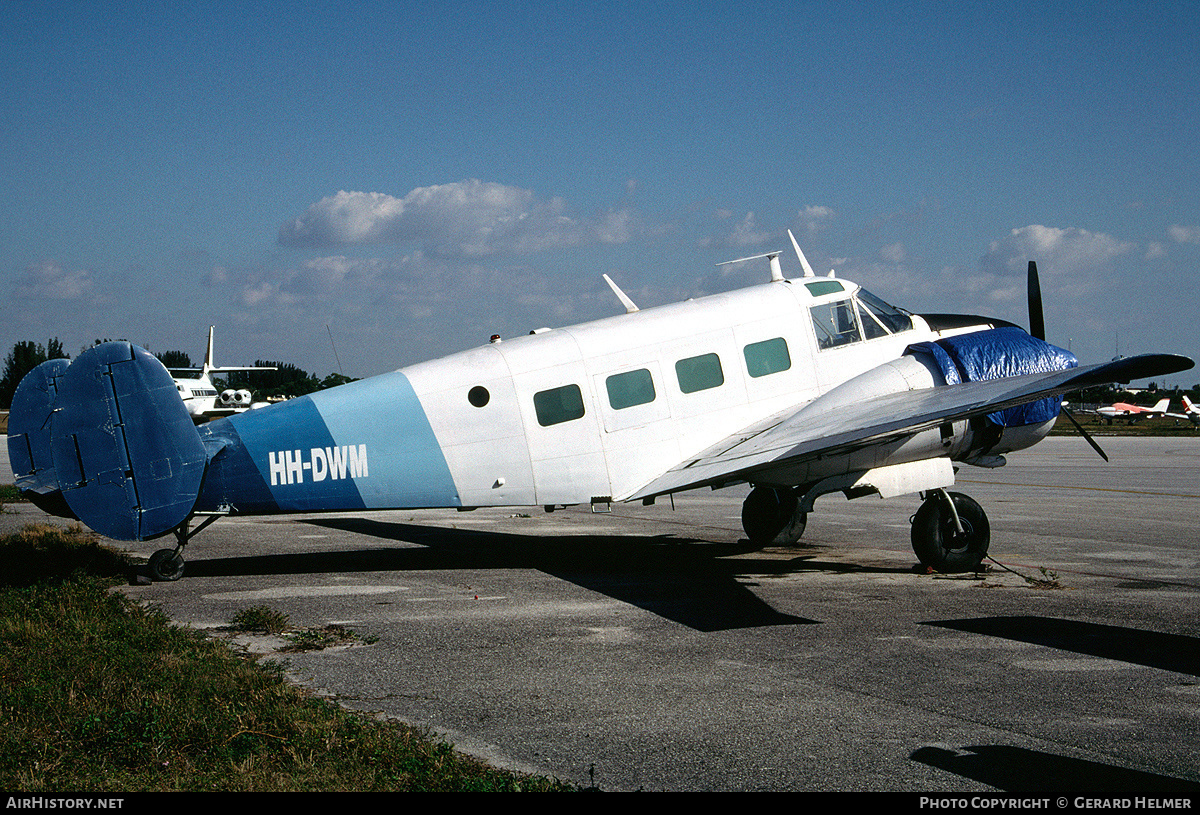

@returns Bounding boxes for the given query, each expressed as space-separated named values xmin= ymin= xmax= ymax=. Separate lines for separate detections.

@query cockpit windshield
xmin=808 ymin=287 xmax=913 ymax=350
xmin=856 ymin=288 xmax=913 ymax=334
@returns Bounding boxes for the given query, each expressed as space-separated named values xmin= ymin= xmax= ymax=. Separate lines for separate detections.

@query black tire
xmin=742 ymin=486 xmax=807 ymax=547
xmin=911 ymin=492 xmax=990 ymax=573
xmin=148 ymin=548 xmax=185 ymax=582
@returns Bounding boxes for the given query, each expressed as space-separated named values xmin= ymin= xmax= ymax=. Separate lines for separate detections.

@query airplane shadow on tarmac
xmin=924 ymin=616 xmax=1200 ymax=677
xmin=911 ymin=744 xmax=1200 ymax=793
xmin=180 ymin=517 xmax=910 ymax=632
xmin=916 ymin=616 xmax=1200 ymax=792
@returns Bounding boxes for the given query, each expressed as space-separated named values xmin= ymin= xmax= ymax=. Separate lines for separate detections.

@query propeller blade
xmin=1061 ymin=406 xmax=1109 ymax=462
xmin=1027 ymin=261 xmax=1046 ymax=341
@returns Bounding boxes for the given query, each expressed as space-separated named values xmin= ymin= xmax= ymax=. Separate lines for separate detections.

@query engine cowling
xmin=777 ymin=327 xmax=1076 ymax=484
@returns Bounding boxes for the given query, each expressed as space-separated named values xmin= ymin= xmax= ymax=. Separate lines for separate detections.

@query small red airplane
xmin=1095 ymin=397 xmax=1170 ymax=421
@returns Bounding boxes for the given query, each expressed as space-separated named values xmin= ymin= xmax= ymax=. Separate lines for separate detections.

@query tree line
xmin=0 ymin=339 xmax=356 ymax=409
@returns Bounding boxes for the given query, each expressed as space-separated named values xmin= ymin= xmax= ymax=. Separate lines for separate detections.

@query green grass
xmin=1049 ymin=415 xmax=1200 ymax=437
xmin=0 ymin=524 xmax=574 ymax=791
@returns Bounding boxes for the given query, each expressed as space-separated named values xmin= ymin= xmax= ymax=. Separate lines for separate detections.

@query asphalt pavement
xmin=3 ymin=436 xmax=1199 ymax=792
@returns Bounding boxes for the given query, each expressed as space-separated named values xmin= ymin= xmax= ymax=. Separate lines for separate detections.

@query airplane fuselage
xmin=192 ymin=277 xmax=1016 ymax=517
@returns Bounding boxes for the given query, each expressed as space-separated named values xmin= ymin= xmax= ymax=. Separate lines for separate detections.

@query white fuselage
xmin=398 ymin=277 xmax=949 ymax=508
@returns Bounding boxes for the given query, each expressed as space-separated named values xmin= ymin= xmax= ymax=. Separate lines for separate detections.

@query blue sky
xmin=3 ymin=1 xmax=1198 ymax=387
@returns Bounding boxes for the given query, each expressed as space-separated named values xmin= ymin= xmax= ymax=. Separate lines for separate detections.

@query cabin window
xmin=810 ymin=300 xmax=862 ymax=349
xmin=743 ymin=338 xmax=791 ymax=378
xmin=533 ymin=384 xmax=585 ymax=426
xmin=675 ymin=353 xmax=724 ymax=394
xmin=468 ymin=386 xmax=490 ymax=407
xmin=606 ymin=368 xmax=656 ymax=410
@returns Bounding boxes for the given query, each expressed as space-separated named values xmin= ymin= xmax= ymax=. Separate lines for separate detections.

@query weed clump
xmin=230 ymin=605 xmax=291 ymax=634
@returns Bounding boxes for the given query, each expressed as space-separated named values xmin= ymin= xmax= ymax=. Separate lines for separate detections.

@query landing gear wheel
xmin=742 ymin=486 xmax=808 ymax=547
xmin=148 ymin=548 xmax=185 ymax=582
xmin=911 ymin=491 xmax=990 ymax=573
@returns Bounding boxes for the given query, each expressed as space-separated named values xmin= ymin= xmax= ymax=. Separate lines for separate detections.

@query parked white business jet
xmin=168 ymin=327 xmax=276 ymax=423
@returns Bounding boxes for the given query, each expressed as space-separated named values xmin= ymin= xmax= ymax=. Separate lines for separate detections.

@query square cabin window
xmin=675 ymin=353 xmax=724 ymax=394
xmin=743 ymin=337 xmax=791 ymax=378
xmin=533 ymin=384 xmax=585 ymax=427
xmin=606 ymin=368 xmax=656 ymax=410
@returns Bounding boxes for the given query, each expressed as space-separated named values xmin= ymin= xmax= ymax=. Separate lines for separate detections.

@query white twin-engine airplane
xmin=167 ymin=326 xmax=276 ymax=423
xmin=6 ymin=236 xmax=1193 ymax=581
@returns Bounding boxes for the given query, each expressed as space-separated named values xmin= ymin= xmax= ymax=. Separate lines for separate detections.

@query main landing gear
xmin=740 ymin=485 xmax=990 ymax=573
xmin=910 ymin=490 xmax=990 ymax=573
xmin=741 ymin=486 xmax=808 ymax=547
xmin=146 ymin=514 xmax=222 ymax=581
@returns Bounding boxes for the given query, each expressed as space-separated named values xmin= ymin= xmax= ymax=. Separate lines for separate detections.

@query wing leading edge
xmin=629 ymin=353 xmax=1193 ymax=502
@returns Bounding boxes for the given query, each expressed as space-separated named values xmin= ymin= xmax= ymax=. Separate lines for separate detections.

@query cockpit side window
xmin=856 ymin=301 xmax=890 ymax=339
xmin=810 ymin=299 xmax=862 ymax=349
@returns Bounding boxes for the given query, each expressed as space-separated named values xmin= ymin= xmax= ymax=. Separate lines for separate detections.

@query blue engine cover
xmin=906 ymin=327 xmax=1077 ymax=426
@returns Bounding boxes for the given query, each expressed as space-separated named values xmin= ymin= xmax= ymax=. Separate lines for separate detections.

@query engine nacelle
xmin=765 ymin=354 xmax=981 ymax=486
xmin=752 ymin=327 xmax=1075 ymax=488
xmin=220 ymin=389 xmax=252 ymax=407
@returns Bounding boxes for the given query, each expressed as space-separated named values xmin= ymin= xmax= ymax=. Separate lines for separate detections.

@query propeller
xmin=1029 ymin=260 xmax=1108 ymax=461
xmin=1027 ymin=261 xmax=1045 ymax=341
xmin=1059 ymin=403 xmax=1109 ymax=462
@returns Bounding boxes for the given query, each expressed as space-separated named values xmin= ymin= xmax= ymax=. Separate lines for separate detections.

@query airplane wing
xmin=629 ymin=353 xmax=1191 ymax=501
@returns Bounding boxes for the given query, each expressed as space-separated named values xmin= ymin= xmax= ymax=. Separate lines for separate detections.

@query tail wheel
xmin=911 ymin=491 xmax=990 ymax=573
xmin=148 ymin=548 xmax=185 ymax=582
xmin=742 ymin=486 xmax=807 ymax=547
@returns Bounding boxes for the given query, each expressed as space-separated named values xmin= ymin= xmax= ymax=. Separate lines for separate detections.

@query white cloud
xmin=14 ymin=260 xmax=95 ymax=300
xmin=1169 ymin=224 xmax=1200 ymax=245
xmin=794 ymin=205 xmax=834 ymax=233
xmin=880 ymin=242 xmax=906 ymax=264
xmin=702 ymin=211 xmax=774 ymax=252
xmin=981 ymin=225 xmax=1134 ymax=279
xmin=277 ymin=180 xmax=633 ymax=257
xmin=595 ymin=209 xmax=635 ymax=245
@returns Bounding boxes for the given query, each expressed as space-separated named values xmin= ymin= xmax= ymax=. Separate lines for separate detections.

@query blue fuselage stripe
xmin=196 ymin=372 xmax=459 ymax=514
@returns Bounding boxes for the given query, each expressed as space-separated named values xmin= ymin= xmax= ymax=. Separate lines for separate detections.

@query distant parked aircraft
xmin=1166 ymin=395 xmax=1200 ymax=426
xmin=167 ymin=327 xmax=275 ymax=423
xmin=1092 ymin=397 xmax=1171 ymax=423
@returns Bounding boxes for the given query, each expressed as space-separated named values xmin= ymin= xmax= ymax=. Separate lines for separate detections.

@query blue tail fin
xmin=7 ymin=342 xmax=208 ymax=540
xmin=7 ymin=357 xmax=75 ymax=518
